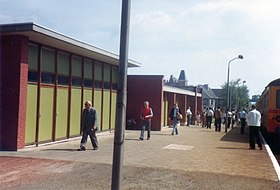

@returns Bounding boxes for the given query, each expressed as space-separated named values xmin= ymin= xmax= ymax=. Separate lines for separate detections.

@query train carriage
xmin=256 ymin=78 xmax=280 ymax=146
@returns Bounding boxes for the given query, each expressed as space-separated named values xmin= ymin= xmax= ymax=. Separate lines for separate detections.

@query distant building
xmin=197 ymin=84 xmax=218 ymax=109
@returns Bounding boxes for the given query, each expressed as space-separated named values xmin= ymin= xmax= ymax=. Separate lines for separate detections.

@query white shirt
xmin=246 ymin=109 xmax=261 ymax=127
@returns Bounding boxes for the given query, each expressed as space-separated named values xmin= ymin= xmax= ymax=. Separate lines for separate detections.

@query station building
xmin=0 ymin=22 xmax=202 ymax=151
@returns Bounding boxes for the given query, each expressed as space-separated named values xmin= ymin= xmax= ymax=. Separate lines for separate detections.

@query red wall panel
xmin=0 ymin=35 xmax=28 ymax=150
xmin=127 ymin=75 xmax=163 ymax=131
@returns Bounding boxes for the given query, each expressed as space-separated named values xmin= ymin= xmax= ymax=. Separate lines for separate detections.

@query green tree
xmin=221 ymin=79 xmax=250 ymax=111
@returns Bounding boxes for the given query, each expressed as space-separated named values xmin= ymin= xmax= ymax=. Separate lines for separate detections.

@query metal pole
xmin=111 ymin=1 xmax=131 ymax=190
xmin=225 ymin=61 xmax=230 ymax=133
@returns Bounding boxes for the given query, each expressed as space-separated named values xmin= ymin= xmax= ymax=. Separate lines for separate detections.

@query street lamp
xmin=225 ymin=55 xmax=243 ymax=133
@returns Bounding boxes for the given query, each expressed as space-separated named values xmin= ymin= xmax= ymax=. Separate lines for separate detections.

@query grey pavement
xmin=1 ymin=124 xmax=280 ymax=189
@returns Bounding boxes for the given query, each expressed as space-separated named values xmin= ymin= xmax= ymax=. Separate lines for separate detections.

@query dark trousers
xmin=249 ymin=126 xmax=262 ymax=149
xmin=240 ymin=118 xmax=246 ymax=134
xmin=206 ymin=116 xmax=212 ymax=129
xmin=215 ymin=118 xmax=221 ymax=131
xmin=80 ymin=129 xmax=98 ymax=149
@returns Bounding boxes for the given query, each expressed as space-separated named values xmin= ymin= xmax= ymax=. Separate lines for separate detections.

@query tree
xmin=221 ymin=79 xmax=250 ymax=111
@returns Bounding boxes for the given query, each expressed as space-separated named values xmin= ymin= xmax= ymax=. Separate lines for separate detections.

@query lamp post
xmin=225 ymin=55 xmax=243 ymax=133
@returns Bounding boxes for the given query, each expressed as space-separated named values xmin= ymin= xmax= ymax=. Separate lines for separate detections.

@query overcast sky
xmin=1 ymin=0 xmax=280 ymax=97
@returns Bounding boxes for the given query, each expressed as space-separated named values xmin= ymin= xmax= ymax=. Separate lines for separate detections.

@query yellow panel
xmin=25 ymin=84 xmax=38 ymax=144
xmin=102 ymin=91 xmax=110 ymax=130
xmin=83 ymin=89 xmax=92 ymax=105
xmin=56 ymin=89 xmax=68 ymax=139
xmin=70 ymin=88 xmax=82 ymax=136
xmin=39 ymin=88 xmax=54 ymax=142
xmin=94 ymin=90 xmax=102 ymax=130
xmin=111 ymin=92 xmax=117 ymax=130
xmin=165 ymin=100 xmax=169 ymax=126
xmin=161 ymin=100 xmax=165 ymax=126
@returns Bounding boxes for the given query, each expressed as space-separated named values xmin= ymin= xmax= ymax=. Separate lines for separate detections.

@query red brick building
xmin=127 ymin=75 xmax=202 ymax=131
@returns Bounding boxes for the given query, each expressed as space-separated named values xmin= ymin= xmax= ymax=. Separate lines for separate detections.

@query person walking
xmin=139 ymin=101 xmax=153 ymax=140
xmin=78 ymin=100 xmax=98 ymax=151
xmin=206 ymin=107 xmax=214 ymax=129
xmin=214 ymin=107 xmax=222 ymax=132
xmin=186 ymin=106 xmax=192 ymax=126
xmin=169 ymin=103 xmax=182 ymax=135
xmin=246 ymin=105 xmax=262 ymax=150
xmin=239 ymin=109 xmax=247 ymax=134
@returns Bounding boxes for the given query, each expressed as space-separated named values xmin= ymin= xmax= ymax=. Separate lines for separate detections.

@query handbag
xmin=176 ymin=112 xmax=183 ymax=120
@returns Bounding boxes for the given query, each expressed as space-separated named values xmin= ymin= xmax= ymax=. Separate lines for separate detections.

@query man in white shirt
xmin=246 ymin=105 xmax=262 ymax=150
xmin=186 ymin=107 xmax=192 ymax=126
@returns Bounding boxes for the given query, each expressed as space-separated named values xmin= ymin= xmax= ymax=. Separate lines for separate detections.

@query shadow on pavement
xmin=220 ymin=125 xmax=249 ymax=144
xmin=40 ymin=148 xmax=78 ymax=152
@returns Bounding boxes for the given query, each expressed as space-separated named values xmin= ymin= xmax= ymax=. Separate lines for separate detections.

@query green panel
xmin=70 ymin=88 xmax=82 ymax=136
xmin=58 ymin=52 xmax=69 ymax=75
xmin=28 ymin=44 xmax=38 ymax=71
xmin=112 ymin=66 xmax=118 ymax=83
xmin=84 ymin=59 xmax=92 ymax=79
xmin=72 ymin=56 xmax=82 ymax=77
xmin=104 ymin=64 xmax=110 ymax=82
xmin=42 ymin=48 xmax=55 ymax=73
xmin=102 ymin=91 xmax=110 ymax=130
xmin=94 ymin=90 xmax=102 ymax=129
xmin=111 ymin=92 xmax=117 ymax=130
xmin=83 ymin=89 xmax=92 ymax=105
xmin=39 ymin=88 xmax=54 ymax=142
xmin=56 ymin=89 xmax=68 ymax=139
xmin=94 ymin=62 xmax=102 ymax=81
xmin=25 ymin=84 xmax=38 ymax=144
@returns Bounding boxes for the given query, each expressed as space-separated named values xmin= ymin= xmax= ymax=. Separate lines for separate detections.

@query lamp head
xmin=238 ymin=55 xmax=243 ymax=59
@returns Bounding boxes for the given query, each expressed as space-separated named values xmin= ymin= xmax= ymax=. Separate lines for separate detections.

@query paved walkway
xmin=1 ymin=124 xmax=280 ymax=189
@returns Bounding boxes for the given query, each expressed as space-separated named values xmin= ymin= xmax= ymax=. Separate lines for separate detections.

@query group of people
xmin=77 ymin=100 xmax=262 ymax=151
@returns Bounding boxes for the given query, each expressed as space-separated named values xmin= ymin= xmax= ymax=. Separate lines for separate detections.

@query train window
xmin=276 ymin=90 xmax=280 ymax=108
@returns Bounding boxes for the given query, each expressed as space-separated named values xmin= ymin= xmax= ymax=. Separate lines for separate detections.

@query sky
xmin=1 ymin=0 xmax=280 ymax=97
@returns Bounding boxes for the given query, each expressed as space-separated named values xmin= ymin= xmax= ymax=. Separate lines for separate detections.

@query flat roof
xmin=164 ymin=85 xmax=202 ymax=97
xmin=0 ymin=22 xmax=141 ymax=67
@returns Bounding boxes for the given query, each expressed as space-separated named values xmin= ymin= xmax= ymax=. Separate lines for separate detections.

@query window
xmin=42 ymin=48 xmax=55 ymax=84
xmin=58 ymin=52 xmax=70 ymax=86
xmin=28 ymin=44 xmax=38 ymax=82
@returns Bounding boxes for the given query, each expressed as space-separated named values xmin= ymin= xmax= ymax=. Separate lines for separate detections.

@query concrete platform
xmin=1 ymin=124 xmax=280 ymax=189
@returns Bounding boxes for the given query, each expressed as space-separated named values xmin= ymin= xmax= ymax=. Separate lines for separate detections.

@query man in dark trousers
xmin=239 ymin=108 xmax=247 ymax=134
xmin=246 ymin=105 xmax=262 ymax=150
xmin=78 ymin=100 xmax=98 ymax=151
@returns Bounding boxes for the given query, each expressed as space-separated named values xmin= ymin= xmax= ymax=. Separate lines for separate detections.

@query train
xmin=256 ymin=78 xmax=280 ymax=148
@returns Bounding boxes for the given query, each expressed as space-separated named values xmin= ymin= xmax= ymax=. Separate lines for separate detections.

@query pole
xmin=111 ymin=1 xmax=131 ymax=190
xmin=225 ymin=61 xmax=230 ymax=133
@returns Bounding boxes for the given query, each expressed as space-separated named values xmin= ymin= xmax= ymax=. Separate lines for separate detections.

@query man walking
xmin=246 ymin=105 xmax=262 ymax=150
xmin=78 ymin=100 xmax=98 ymax=151
xmin=139 ymin=101 xmax=153 ymax=140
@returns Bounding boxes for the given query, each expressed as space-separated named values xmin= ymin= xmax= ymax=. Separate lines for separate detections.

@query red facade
xmin=0 ymin=35 xmax=29 ymax=150
xmin=127 ymin=75 xmax=163 ymax=131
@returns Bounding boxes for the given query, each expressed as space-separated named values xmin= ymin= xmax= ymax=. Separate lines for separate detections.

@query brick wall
xmin=0 ymin=35 xmax=28 ymax=150
xmin=127 ymin=75 xmax=163 ymax=131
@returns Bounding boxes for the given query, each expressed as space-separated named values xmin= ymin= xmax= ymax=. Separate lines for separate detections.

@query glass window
xmin=28 ymin=44 xmax=38 ymax=82
xmin=104 ymin=64 xmax=110 ymax=82
xmin=72 ymin=56 xmax=82 ymax=87
xmin=94 ymin=80 xmax=102 ymax=89
xmin=42 ymin=47 xmax=55 ymax=84
xmin=94 ymin=61 xmax=102 ymax=81
xmin=84 ymin=79 xmax=92 ymax=88
xmin=28 ymin=70 xmax=38 ymax=82
xmin=42 ymin=72 xmax=55 ymax=84
xmin=104 ymin=81 xmax=110 ymax=89
xmin=28 ymin=44 xmax=38 ymax=71
xmin=276 ymin=90 xmax=280 ymax=109
xmin=58 ymin=52 xmax=70 ymax=86
xmin=84 ymin=59 xmax=92 ymax=80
